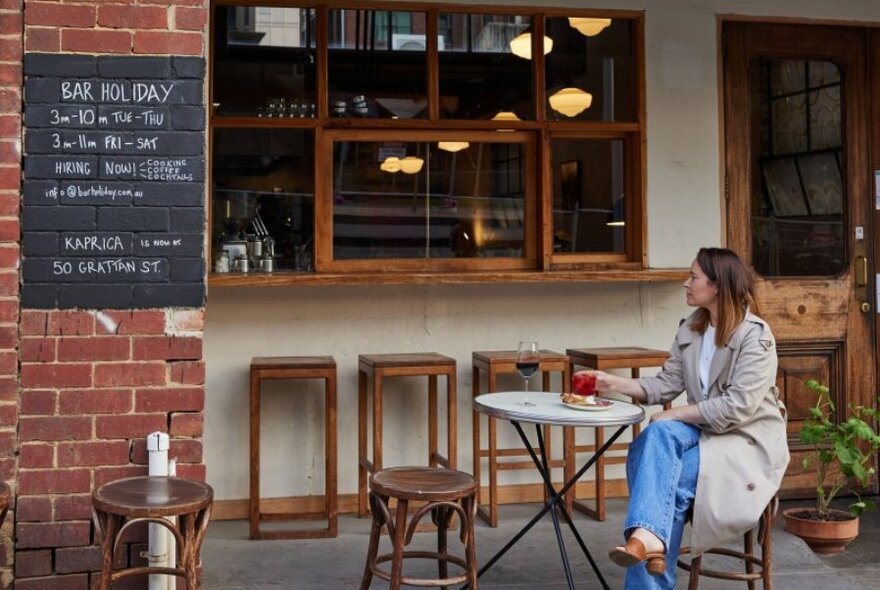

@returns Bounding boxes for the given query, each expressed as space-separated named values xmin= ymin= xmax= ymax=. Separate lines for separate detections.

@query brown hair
xmin=690 ymin=247 xmax=759 ymax=346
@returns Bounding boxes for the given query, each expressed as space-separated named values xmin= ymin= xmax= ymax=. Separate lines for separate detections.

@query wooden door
xmin=723 ymin=22 xmax=876 ymax=497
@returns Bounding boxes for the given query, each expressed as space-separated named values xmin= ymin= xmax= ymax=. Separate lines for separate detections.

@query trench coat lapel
xmin=706 ymin=345 xmax=732 ymax=394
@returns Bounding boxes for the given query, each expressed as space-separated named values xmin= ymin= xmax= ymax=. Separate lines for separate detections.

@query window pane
xmin=328 ymin=9 xmax=427 ymax=119
xmin=551 ymin=138 xmax=625 ymax=253
xmin=751 ymin=59 xmax=845 ymax=277
xmin=213 ymin=128 xmax=315 ymax=272
xmin=545 ymin=17 xmax=637 ymax=122
xmin=212 ymin=6 xmax=317 ymax=117
xmin=438 ymin=13 xmax=534 ymax=119
xmin=333 ymin=141 xmax=525 ymax=259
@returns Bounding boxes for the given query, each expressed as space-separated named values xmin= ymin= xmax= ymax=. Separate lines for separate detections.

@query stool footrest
xmin=259 ymin=510 xmax=329 ymax=522
xmin=371 ymin=551 xmax=469 ymax=586
xmin=497 ymin=459 xmax=566 ymax=471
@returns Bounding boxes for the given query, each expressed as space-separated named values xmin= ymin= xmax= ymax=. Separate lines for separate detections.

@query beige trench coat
xmin=637 ymin=311 xmax=789 ymax=555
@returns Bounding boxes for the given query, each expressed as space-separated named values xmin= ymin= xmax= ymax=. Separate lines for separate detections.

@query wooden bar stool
xmin=678 ymin=496 xmax=778 ymax=589
xmin=564 ymin=347 xmax=669 ymax=521
xmin=471 ymin=349 xmax=571 ymax=527
xmin=358 ymin=353 xmax=457 ymax=517
xmin=92 ymin=476 xmax=213 ymax=590
xmin=360 ymin=466 xmax=478 ymax=590
xmin=250 ymin=356 xmax=337 ymax=539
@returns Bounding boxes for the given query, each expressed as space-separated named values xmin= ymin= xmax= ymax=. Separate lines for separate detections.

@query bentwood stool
xmin=358 ymin=353 xmax=457 ymax=516
xmin=678 ymin=496 xmax=778 ymax=590
xmin=471 ymin=349 xmax=571 ymax=527
xmin=360 ymin=466 xmax=479 ymax=590
xmin=565 ymin=347 xmax=669 ymax=521
xmin=250 ymin=356 xmax=337 ymax=539
xmin=92 ymin=476 xmax=213 ymax=590
xmin=0 ymin=482 xmax=10 ymax=526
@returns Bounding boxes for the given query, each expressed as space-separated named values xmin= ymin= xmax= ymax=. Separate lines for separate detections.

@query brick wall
xmin=11 ymin=1 xmax=209 ymax=588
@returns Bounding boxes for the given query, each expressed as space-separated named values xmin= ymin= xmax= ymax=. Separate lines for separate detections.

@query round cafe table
xmin=469 ymin=391 xmax=644 ymax=590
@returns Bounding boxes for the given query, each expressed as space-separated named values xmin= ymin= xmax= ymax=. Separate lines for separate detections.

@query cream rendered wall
xmin=204 ymin=0 xmax=880 ymax=502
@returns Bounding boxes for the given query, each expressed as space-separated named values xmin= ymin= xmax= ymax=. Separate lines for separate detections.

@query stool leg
xmin=594 ymin=426 xmax=606 ymax=521
xmin=487 ymin=414 xmax=498 ymax=527
xmin=181 ymin=512 xmax=200 ymax=590
xmin=94 ymin=510 xmax=119 ymax=590
xmin=472 ymin=366 xmax=482 ymax=507
xmin=763 ymin=510 xmax=774 ymax=590
xmin=359 ymin=369 xmax=368 ymax=516
xmin=745 ymin=530 xmax=756 ymax=590
xmin=390 ymin=498 xmax=409 ymax=590
xmin=688 ymin=554 xmax=702 ymax=590
xmin=360 ymin=494 xmax=384 ymax=590
xmin=463 ymin=494 xmax=479 ymax=590
xmin=563 ymin=425 xmax=575 ymax=516
xmin=436 ymin=505 xmax=449 ymax=588
xmin=447 ymin=369 xmax=457 ymax=471
xmin=429 ymin=374 xmax=438 ymax=467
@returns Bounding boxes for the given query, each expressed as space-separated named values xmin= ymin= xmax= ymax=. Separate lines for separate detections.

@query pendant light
xmin=491 ymin=111 xmax=521 ymax=122
xmin=568 ymin=17 xmax=612 ymax=37
xmin=380 ymin=157 xmax=401 ymax=173
xmin=438 ymin=141 xmax=470 ymax=153
xmin=548 ymin=87 xmax=593 ymax=117
xmin=509 ymin=31 xmax=553 ymax=60
xmin=399 ymin=156 xmax=424 ymax=174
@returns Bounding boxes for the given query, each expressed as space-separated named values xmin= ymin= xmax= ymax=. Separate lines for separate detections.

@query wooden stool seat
xmin=250 ymin=355 xmax=337 ymax=539
xmin=678 ymin=496 xmax=778 ymax=589
xmin=472 ymin=349 xmax=571 ymax=527
xmin=565 ymin=347 xmax=670 ymax=521
xmin=92 ymin=476 xmax=213 ymax=590
xmin=358 ymin=353 xmax=457 ymax=517
xmin=361 ymin=467 xmax=478 ymax=590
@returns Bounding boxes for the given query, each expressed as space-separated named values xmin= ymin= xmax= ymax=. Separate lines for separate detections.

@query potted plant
xmin=782 ymin=379 xmax=880 ymax=554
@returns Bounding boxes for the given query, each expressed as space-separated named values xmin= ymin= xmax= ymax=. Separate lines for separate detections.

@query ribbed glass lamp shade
xmin=399 ymin=156 xmax=424 ymax=174
xmin=437 ymin=141 xmax=470 ymax=153
xmin=509 ymin=32 xmax=553 ymax=60
xmin=548 ymin=88 xmax=593 ymax=117
xmin=491 ymin=111 xmax=521 ymax=122
xmin=380 ymin=157 xmax=401 ymax=173
xmin=568 ymin=17 xmax=612 ymax=37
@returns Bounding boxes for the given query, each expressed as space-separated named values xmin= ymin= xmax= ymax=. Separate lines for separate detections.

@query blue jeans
xmin=623 ymin=420 xmax=701 ymax=590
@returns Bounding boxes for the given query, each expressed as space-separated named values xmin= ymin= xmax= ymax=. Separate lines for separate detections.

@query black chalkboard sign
xmin=22 ymin=54 xmax=206 ymax=309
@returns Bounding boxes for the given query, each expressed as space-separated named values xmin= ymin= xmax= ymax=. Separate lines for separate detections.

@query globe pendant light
xmin=549 ymin=88 xmax=593 ymax=117
xmin=399 ymin=156 xmax=424 ymax=174
xmin=380 ymin=157 xmax=401 ymax=173
xmin=568 ymin=17 xmax=612 ymax=37
xmin=438 ymin=141 xmax=470 ymax=153
xmin=509 ymin=31 xmax=553 ymax=60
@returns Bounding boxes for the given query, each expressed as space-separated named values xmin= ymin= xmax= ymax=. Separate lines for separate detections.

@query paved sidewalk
xmin=202 ymin=497 xmax=880 ymax=589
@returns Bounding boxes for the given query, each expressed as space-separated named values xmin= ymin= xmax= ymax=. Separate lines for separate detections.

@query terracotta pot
xmin=782 ymin=507 xmax=859 ymax=554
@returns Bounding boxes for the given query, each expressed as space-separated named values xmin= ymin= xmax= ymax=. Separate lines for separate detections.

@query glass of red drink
xmin=572 ymin=372 xmax=597 ymax=402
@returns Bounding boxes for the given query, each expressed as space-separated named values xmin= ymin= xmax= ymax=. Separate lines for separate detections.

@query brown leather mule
xmin=609 ymin=537 xmax=666 ymax=576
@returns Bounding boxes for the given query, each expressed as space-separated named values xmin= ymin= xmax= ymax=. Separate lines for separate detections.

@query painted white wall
xmin=204 ymin=0 xmax=880 ymax=502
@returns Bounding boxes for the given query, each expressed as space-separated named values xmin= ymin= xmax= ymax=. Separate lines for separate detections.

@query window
xmin=210 ymin=2 xmax=646 ymax=283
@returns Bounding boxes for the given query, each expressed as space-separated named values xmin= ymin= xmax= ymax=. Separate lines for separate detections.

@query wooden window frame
xmin=209 ymin=1 xmax=654 ymax=286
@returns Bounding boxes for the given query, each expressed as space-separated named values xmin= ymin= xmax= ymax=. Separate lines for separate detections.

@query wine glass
xmin=515 ymin=341 xmax=539 ymax=407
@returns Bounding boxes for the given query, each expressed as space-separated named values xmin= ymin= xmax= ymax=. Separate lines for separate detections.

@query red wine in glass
xmin=516 ymin=341 xmax=539 ymax=407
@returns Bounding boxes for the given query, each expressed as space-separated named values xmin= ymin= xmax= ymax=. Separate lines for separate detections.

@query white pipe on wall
xmin=147 ymin=432 xmax=170 ymax=590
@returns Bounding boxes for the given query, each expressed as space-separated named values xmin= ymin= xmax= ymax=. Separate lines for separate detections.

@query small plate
xmin=561 ymin=398 xmax=613 ymax=412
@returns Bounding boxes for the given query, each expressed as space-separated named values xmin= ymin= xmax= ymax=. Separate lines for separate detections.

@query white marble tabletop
xmin=473 ymin=391 xmax=645 ymax=427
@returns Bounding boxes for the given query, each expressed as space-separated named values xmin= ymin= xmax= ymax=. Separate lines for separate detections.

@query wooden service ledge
xmin=250 ymin=356 xmax=337 ymax=539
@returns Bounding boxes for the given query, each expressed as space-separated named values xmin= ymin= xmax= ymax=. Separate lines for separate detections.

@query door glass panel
xmin=551 ymin=138 xmax=626 ymax=254
xmin=751 ymin=59 xmax=845 ymax=277
xmin=328 ymin=9 xmax=427 ymax=119
xmin=332 ymin=140 xmax=525 ymax=259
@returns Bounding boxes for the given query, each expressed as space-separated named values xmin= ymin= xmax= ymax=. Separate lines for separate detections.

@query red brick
xmin=0 ymin=350 xmax=16 ymax=373
xmin=15 ymin=496 xmax=51 ymax=522
xmin=0 ymin=456 xmax=14 ymax=480
xmin=0 ymin=274 xmax=16 ymax=299
xmin=94 ymin=362 xmax=165 ymax=386
xmin=21 ymin=363 xmax=92 ymax=388
xmin=20 ymin=390 xmax=57 ymax=416
xmin=20 ymin=338 xmax=56 ymax=362
xmin=25 ymin=26 xmax=59 ymax=52
xmin=174 ymin=6 xmax=207 ymax=31
xmin=134 ymin=31 xmax=202 ymax=55
xmin=0 ymin=325 xmax=15 ymax=347
xmin=0 ymin=37 xmax=21 ymax=61
xmin=94 ymin=465 xmax=146 ymax=488
xmin=20 ymin=310 xmax=48 ymax=335
xmin=0 ymin=298 xmax=17 ymax=321
xmin=55 ymin=545 xmax=102 ymax=574
xmin=0 ymin=8 xmax=21 ymax=32
xmin=169 ymin=360 xmax=204 ymax=385
xmin=18 ymin=468 xmax=90 ymax=494
xmin=0 ymin=139 xmax=20 ymax=165
xmin=19 ymin=416 xmax=92 ymax=442
xmin=0 ymin=403 xmax=15 ymax=427
xmin=140 ymin=0 xmax=204 ymax=6
xmin=25 ymin=2 xmax=96 ymax=27
xmin=0 ymin=430 xmax=14 ymax=455
xmin=15 ymin=575 xmax=88 ymax=590
xmin=96 ymin=413 xmax=166 ymax=439
xmin=0 ymin=167 xmax=20 ymax=191
xmin=170 ymin=412 xmax=202 ymax=437
xmin=98 ymin=4 xmax=166 ymax=29
xmin=175 ymin=462 xmax=205 ymax=481
xmin=133 ymin=336 xmax=201 ymax=360
xmin=0 ymin=0 xmax=22 ymax=8
xmin=0 ymin=89 xmax=19 ymax=111
xmin=48 ymin=311 xmax=95 ymax=335
xmin=170 ymin=309 xmax=203 ymax=332
xmin=58 ymin=440 xmax=130 ymax=467
xmin=20 ymin=444 xmax=54 ymax=469
xmin=14 ymin=549 xmax=53 ymax=578
xmin=59 ymin=389 xmax=132 ymax=415
xmin=0 ymin=114 xmax=21 ymax=136
xmin=0 ymin=377 xmax=15 ymax=402
xmin=0 ymin=63 xmax=21 ymax=88
xmin=0 ymin=218 xmax=19 ymax=240
xmin=62 ymin=29 xmax=131 ymax=53
xmin=58 ymin=336 xmax=130 ymax=361
xmin=135 ymin=387 xmax=203 ymax=412
xmin=54 ymin=494 xmax=91 ymax=521
xmin=170 ymin=438 xmax=202 ymax=463
xmin=97 ymin=310 xmax=165 ymax=335
xmin=0 ymin=243 xmax=20 ymax=267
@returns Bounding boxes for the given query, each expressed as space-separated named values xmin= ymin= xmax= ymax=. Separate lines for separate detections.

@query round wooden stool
xmin=0 ymin=481 xmax=10 ymax=526
xmin=360 ymin=466 xmax=479 ymax=590
xmin=92 ymin=476 xmax=214 ymax=590
xmin=678 ymin=496 xmax=778 ymax=589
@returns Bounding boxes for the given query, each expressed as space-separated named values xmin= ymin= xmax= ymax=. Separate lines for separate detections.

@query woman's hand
xmin=578 ymin=370 xmax=648 ymax=402
xmin=650 ymin=404 xmax=707 ymax=425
